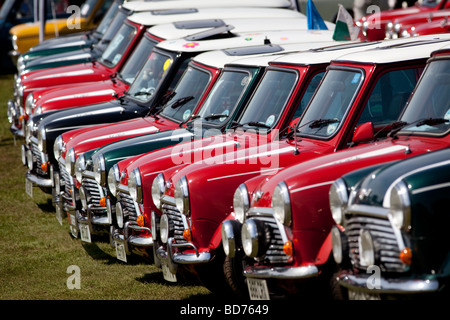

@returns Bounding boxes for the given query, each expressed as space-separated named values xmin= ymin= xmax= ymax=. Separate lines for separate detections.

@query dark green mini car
xmin=331 ymin=148 xmax=450 ymax=300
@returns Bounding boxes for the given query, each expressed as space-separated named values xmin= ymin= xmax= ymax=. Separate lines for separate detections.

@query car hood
xmin=64 ymin=116 xmax=179 ymax=159
xmin=36 ymin=79 xmax=126 ymax=113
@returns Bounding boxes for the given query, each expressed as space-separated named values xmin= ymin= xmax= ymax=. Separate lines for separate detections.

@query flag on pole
xmin=332 ymin=4 xmax=365 ymax=41
xmin=307 ymin=0 xmax=328 ymax=30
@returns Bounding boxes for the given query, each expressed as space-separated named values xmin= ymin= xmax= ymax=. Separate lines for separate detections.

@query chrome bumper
xmin=155 ymin=237 xmax=211 ymax=266
xmin=337 ymin=271 xmax=440 ymax=294
xmin=26 ymin=170 xmax=52 ymax=188
xmin=243 ymin=264 xmax=319 ymax=280
xmin=111 ymin=222 xmax=153 ymax=255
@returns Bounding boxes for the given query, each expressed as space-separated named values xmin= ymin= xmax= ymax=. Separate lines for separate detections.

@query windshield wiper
xmin=388 ymin=118 xmax=449 ymax=138
xmin=231 ymin=121 xmax=271 ymax=130
xmin=203 ymin=113 xmax=228 ymax=121
xmin=170 ymin=96 xmax=194 ymax=109
xmin=308 ymin=118 xmax=339 ymax=129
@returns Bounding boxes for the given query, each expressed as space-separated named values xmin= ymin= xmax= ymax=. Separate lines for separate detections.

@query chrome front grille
xmin=345 ymin=214 xmax=404 ymax=272
xmin=250 ymin=214 xmax=289 ymax=264
xmin=81 ymin=174 xmax=104 ymax=212
xmin=30 ymin=140 xmax=45 ymax=175
xmin=58 ymin=159 xmax=72 ymax=204
xmin=161 ymin=201 xmax=187 ymax=244
xmin=118 ymin=190 xmax=137 ymax=223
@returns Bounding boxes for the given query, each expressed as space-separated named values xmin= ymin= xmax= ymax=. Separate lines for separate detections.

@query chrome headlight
xmin=93 ymin=154 xmax=106 ymax=186
xmin=329 ymin=178 xmax=349 ymax=225
xmin=174 ymin=176 xmax=189 ymax=215
xmin=53 ymin=135 xmax=65 ymax=161
xmin=160 ymin=214 xmax=169 ymax=244
xmin=75 ymin=154 xmax=86 ymax=183
xmin=107 ymin=164 xmax=120 ymax=197
xmin=271 ymin=181 xmax=291 ymax=226
xmin=34 ymin=105 xmax=42 ymax=115
xmin=233 ymin=184 xmax=249 ymax=223
xmin=241 ymin=219 xmax=265 ymax=258
xmin=17 ymin=84 xmax=23 ymax=103
xmin=65 ymin=148 xmax=76 ymax=176
xmin=115 ymin=202 xmax=124 ymax=229
xmin=151 ymin=173 xmax=165 ymax=209
xmin=388 ymin=181 xmax=411 ymax=231
xmin=128 ymin=167 xmax=143 ymax=203
xmin=37 ymin=126 xmax=46 ymax=153
xmin=25 ymin=117 xmax=34 ymax=143
xmin=25 ymin=93 xmax=35 ymax=115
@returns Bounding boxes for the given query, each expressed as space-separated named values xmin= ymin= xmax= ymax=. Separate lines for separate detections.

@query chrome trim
xmin=337 ymin=271 xmax=440 ymax=294
xmin=156 ymin=236 xmax=211 ymax=265
xmin=26 ymin=170 xmax=52 ymax=187
xmin=243 ymin=265 xmax=319 ymax=279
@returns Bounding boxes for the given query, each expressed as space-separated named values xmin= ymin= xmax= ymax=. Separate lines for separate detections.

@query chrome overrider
xmin=154 ymin=195 xmax=211 ymax=275
xmin=222 ymin=206 xmax=319 ymax=279
xmin=110 ymin=181 xmax=153 ymax=254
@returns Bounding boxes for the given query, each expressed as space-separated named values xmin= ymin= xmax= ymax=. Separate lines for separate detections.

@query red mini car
xmin=222 ymin=41 xmax=450 ymax=299
xmin=153 ymin=36 xmax=450 ymax=297
xmin=358 ymin=0 xmax=450 ymax=41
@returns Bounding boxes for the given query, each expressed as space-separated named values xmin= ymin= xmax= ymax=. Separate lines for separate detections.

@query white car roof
xmin=335 ymin=34 xmax=450 ymax=64
xmin=156 ymin=29 xmax=335 ymax=53
xmin=147 ymin=17 xmax=335 ymax=40
xmin=123 ymin=0 xmax=293 ymax=11
xmin=192 ymin=42 xmax=338 ymax=69
xmin=128 ymin=7 xmax=305 ymax=26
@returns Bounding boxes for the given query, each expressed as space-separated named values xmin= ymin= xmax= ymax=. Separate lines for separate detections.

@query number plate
xmin=69 ymin=213 xmax=78 ymax=238
xmin=79 ymin=223 xmax=91 ymax=243
xmin=247 ymin=278 xmax=270 ymax=300
xmin=25 ymin=178 xmax=33 ymax=198
xmin=162 ymin=262 xmax=177 ymax=283
xmin=55 ymin=205 xmax=63 ymax=226
xmin=115 ymin=242 xmax=127 ymax=263
xmin=348 ymin=289 xmax=381 ymax=300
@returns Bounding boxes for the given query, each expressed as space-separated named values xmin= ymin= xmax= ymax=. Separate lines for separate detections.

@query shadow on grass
xmin=37 ymin=197 xmax=55 ymax=214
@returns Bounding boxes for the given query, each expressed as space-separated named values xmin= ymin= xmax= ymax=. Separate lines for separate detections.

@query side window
xmin=292 ymin=71 xmax=324 ymax=119
xmin=357 ymin=68 xmax=421 ymax=127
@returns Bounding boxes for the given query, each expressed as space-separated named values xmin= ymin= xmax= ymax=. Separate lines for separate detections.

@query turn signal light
xmin=283 ymin=240 xmax=294 ymax=256
xmin=183 ymin=228 xmax=192 ymax=242
xmin=41 ymin=162 xmax=48 ymax=172
xmin=99 ymin=196 xmax=106 ymax=208
xmin=137 ymin=214 xmax=144 ymax=227
xmin=400 ymin=247 xmax=412 ymax=265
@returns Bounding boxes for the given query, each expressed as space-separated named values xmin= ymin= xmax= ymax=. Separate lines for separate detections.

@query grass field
xmin=0 ymin=73 xmax=213 ymax=301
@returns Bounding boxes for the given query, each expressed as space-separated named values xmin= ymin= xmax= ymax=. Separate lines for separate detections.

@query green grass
xmin=0 ymin=73 xmax=212 ymax=300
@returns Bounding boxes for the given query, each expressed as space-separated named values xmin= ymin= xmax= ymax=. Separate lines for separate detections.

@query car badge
xmin=255 ymin=190 xmax=263 ymax=201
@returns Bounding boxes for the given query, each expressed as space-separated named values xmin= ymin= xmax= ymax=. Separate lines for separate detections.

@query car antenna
xmin=293 ymin=123 xmax=300 ymax=155
xmin=264 ymin=37 xmax=271 ymax=45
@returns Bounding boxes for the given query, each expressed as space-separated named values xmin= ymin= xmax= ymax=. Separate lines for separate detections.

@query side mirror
xmin=352 ymin=122 xmax=374 ymax=144
xmin=287 ymin=117 xmax=300 ymax=133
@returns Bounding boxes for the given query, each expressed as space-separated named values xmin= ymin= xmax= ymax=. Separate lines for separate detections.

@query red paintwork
xmin=360 ymin=1 xmax=450 ymax=41
xmin=405 ymin=17 xmax=450 ymax=36
xmin=116 ymin=63 xmax=326 ymax=240
xmin=19 ymin=20 xmax=146 ymax=108
xmin=61 ymin=62 xmax=221 ymax=160
xmin=245 ymin=134 xmax=450 ymax=269
xmin=32 ymin=79 xmax=128 ymax=115
xmin=157 ymin=55 xmax=429 ymax=257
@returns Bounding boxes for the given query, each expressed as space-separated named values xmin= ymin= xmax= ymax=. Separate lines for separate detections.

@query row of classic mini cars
xmin=6 ymin=0 xmax=450 ymax=300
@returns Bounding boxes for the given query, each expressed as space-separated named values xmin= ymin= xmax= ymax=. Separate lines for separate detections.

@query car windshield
xmin=298 ymin=69 xmax=363 ymax=138
xmin=399 ymin=59 xmax=450 ymax=135
xmin=237 ymin=69 xmax=298 ymax=130
xmin=99 ymin=22 xmax=136 ymax=67
xmin=159 ymin=65 xmax=211 ymax=121
xmin=127 ymin=51 xmax=173 ymax=102
xmin=95 ymin=10 xmax=129 ymax=52
xmin=196 ymin=69 xmax=252 ymax=125
xmin=119 ymin=36 xmax=159 ymax=85
xmin=94 ymin=1 xmax=120 ymax=37
xmin=80 ymin=0 xmax=99 ymax=18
